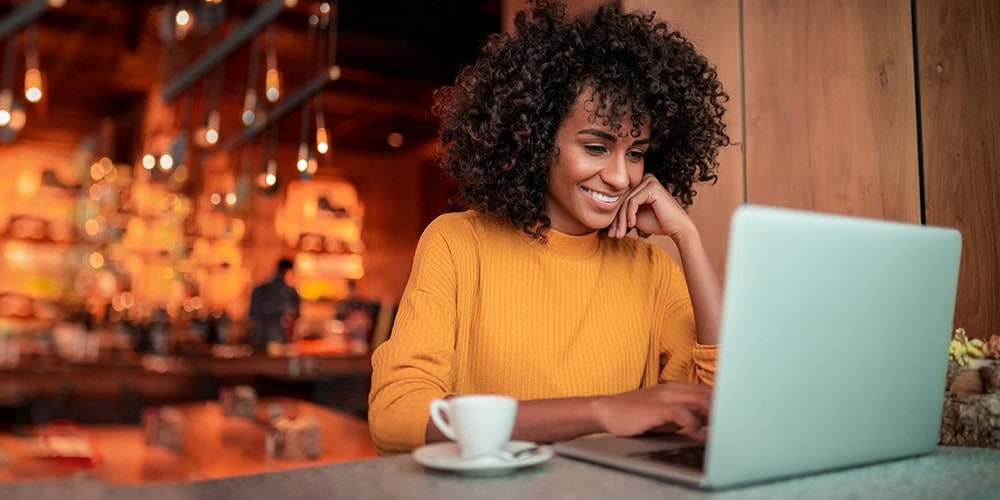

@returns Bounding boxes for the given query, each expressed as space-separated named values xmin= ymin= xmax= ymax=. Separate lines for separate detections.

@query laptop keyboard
xmin=632 ymin=446 xmax=706 ymax=471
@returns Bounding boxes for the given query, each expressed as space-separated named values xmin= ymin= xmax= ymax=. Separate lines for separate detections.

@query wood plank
xmin=626 ymin=0 xmax=745 ymax=276
xmin=916 ymin=0 xmax=1000 ymax=339
xmin=743 ymin=0 xmax=920 ymax=222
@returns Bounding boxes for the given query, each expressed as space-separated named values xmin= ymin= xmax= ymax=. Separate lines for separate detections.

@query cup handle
xmin=428 ymin=399 xmax=458 ymax=442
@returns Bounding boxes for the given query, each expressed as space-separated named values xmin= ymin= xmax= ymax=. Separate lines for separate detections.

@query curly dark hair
xmin=432 ymin=0 xmax=730 ymax=239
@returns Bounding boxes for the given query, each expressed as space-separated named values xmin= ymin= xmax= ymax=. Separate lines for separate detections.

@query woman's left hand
xmin=609 ymin=173 xmax=694 ymax=241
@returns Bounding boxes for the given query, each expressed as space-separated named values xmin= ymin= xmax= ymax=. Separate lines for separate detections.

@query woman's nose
xmin=600 ymin=155 xmax=631 ymax=190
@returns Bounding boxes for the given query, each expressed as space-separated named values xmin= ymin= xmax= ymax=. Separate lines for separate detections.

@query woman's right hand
xmin=592 ymin=382 xmax=712 ymax=441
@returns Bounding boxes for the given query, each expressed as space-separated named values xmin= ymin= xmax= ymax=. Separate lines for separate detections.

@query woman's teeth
xmin=584 ymin=188 xmax=619 ymax=203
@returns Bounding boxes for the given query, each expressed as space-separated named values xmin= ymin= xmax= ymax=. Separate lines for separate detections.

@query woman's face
xmin=545 ymin=93 xmax=650 ymax=235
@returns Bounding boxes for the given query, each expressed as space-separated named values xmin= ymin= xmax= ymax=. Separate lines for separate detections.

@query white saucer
xmin=412 ymin=440 xmax=553 ymax=477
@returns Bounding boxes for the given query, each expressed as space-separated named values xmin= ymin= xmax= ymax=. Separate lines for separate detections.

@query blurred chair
xmin=29 ymin=382 xmax=72 ymax=425
xmin=195 ymin=371 xmax=220 ymax=401
xmin=118 ymin=385 xmax=145 ymax=424
xmin=311 ymin=373 xmax=371 ymax=419
xmin=369 ymin=301 xmax=399 ymax=351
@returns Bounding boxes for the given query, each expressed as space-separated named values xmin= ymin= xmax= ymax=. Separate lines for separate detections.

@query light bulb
xmin=204 ymin=109 xmax=220 ymax=145
xmin=265 ymin=68 xmax=281 ymax=103
xmin=176 ymin=9 xmax=191 ymax=27
xmin=174 ymin=9 xmax=193 ymax=40
xmin=296 ymin=143 xmax=308 ymax=172
xmin=259 ymin=159 xmax=278 ymax=189
xmin=24 ymin=69 xmax=43 ymax=103
xmin=159 ymin=153 xmax=174 ymax=171
xmin=316 ymin=127 xmax=329 ymax=155
xmin=142 ymin=154 xmax=156 ymax=170
xmin=205 ymin=128 xmax=219 ymax=145
xmin=242 ymin=89 xmax=257 ymax=127
xmin=0 ymin=89 xmax=11 ymax=126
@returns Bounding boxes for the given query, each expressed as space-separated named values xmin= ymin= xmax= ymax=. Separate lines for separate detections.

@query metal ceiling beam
xmin=0 ymin=0 xmax=51 ymax=41
xmin=161 ymin=0 xmax=291 ymax=103
xmin=222 ymin=65 xmax=336 ymax=151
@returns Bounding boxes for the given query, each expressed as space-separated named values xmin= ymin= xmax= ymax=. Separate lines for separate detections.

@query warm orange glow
xmin=1 ymin=241 xmax=30 ymax=266
xmin=88 ymin=252 xmax=105 ymax=269
xmin=296 ymin=143 xmax=308 ymax=172
xmin=172 ymin=164 xmax=189 ymax=184
xmin=316 ymin=127 xmax=329 ymax=154
xmin=266 ymin=68 xmax=281 ymax=103
xmin=24 ymin=69 xmax=43 ymax=103
xmin=16 ymin=170 xmax=40 ymax=197
xmin=0 ymin=89 xmax=12 ymax=126
xmin=8 ymin=108 xmax=25 ymax=131
xmin=84 ymin=218 xmax=100 ymax=236
xmin=203 ymin=109 xmax=221 ymax=145
xmin=242 ymin=89 xmax=257 ymax=126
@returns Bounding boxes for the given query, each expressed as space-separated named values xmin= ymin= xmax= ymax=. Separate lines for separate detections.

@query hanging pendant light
xmin=23 ymin=26 xmax=44 ymax=104
xmin=264 ymin=24 xmax=281 ymax=103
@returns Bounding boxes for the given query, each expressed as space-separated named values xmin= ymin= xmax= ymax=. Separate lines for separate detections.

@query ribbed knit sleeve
xmin=647 ymin=244 xmax=718 ymax=386
xmin=368 ymin=216 xmax=462 ymax=455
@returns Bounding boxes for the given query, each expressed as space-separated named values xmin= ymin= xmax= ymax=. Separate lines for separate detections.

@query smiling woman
xmin=368 ymin=0 xmax=730 ymax=456
xmin=545 ymin=89 xmax=650 ymax=236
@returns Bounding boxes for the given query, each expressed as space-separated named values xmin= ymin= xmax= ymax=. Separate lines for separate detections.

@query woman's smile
xmin=582 ymin=187 xmax=622 ymax=205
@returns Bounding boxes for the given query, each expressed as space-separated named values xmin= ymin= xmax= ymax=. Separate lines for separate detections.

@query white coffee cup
xmin=429 ymin=395 xmax=517 ymax=459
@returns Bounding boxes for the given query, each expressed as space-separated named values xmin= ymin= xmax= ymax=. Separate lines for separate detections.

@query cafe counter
xmin=3 ymin=445 xmax=998 ymax=500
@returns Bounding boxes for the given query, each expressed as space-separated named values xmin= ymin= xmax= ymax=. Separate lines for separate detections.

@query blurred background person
xmin=248 ymin=258 xmax=300 ymax=352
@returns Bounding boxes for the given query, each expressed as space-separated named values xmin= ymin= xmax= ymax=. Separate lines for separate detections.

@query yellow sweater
xmin=368 ymin=211 xmax=718 ymax=454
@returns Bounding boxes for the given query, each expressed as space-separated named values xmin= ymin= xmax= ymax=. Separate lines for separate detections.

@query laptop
xmin=555 ymin=204 xmax=963 ymax=490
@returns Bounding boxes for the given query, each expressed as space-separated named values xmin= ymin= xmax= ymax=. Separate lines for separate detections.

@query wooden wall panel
xmin=626 ymin=0 xmax=745 ymax=276
xmin=917 ymin=0 xmax=1000 ymax=338
xmin=743 ymin=0 xmax=920 ymax=222
xmin=503 ymin=0 xmax=613 ymax=33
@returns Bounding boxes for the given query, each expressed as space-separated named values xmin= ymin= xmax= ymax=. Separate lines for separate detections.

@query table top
xmin=2 ymin=445 xmax=999 ymax=500
xmin=0 ymin=397 xmax=378 ymax=485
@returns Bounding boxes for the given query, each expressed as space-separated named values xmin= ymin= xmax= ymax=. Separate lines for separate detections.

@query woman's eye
xmin=627 ymin=150 xmax=646 ymax=162
xmin=584 ymin=145 xmax=607 ymax=155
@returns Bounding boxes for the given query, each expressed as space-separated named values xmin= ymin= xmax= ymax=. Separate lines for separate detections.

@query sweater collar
xmin=525 ymin=226 xmax=602 ymax=260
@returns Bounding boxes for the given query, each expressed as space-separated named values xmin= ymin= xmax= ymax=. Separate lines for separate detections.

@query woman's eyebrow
xmin=577 ymin=128 xmax=617 ymax=141
xmin=577 ymin=128 xmax=650 ymax=146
